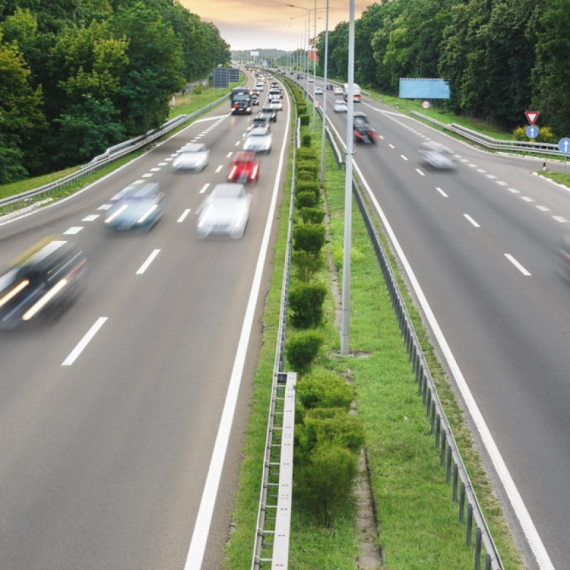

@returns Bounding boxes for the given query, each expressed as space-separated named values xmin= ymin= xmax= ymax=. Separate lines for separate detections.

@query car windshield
xmin=233 ymin=94 xmax=250 ymax=102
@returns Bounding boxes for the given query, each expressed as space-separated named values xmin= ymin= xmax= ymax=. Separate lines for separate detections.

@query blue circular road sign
xmin=558 ymin=138 xmax=570 ymax=154
xmin=526 ymin=126 xmax=539 ymax=139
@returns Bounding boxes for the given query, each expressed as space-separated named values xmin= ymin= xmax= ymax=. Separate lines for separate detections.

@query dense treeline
xmin=316 ymin=0 xmax=570 ymax=136
xmin=0 ymin=0 xmax=230 ymax=183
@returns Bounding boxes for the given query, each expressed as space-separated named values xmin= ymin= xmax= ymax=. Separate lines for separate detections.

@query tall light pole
xmin=320 ymin=0 xmax=329 ymax=183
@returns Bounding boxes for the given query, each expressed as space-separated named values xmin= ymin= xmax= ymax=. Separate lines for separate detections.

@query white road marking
xmin=477 ymin=169 xmax=486 ymax=173
xmin=486 ymin=174 xmax=497 ymax=179
xmin=158 ymin=162 xmax=168 ymax=166
xmin=136 ymin=249 xmax=160 ymax=275
xmin=552 ymin=216 xmax=568 ymax=223
xmin=453 ymin=154 xmax=462 ymax=158
xmin=200 ymin=183 xmax=210 ymax=194
xmin=170 ymin=154 xmax=178 ymax=157
xmin=64 ymin=226 xmax=83 ymax=235
xmin=497 ymin=181 xmax=508 ymax=186
xmin=184 ymin=89 xmax=292 ymax=570
xmin=150 ymin=167 xmax=161 ymax=172
xmin=521 ymin=196 xmax=534 ymax=202
xmin=165 ymin=158 xmax=173 ymax=162
xmin=235 ymin=141 xmax=241 ymax=146
xmin=508 ymin=188 xmax=520 ymax=194
xmin=177 ymin=209 xmax=191 ymax=223
xmin=468 ymin=163 xmax=477 ymax=167
xmin=460 ymin=158 xmax=469 ymax=163
xmin=62 ymin=317 xmax=108 ymax=366
xmin=226 ymin=152 xmax=233 ymax=158
xmin=505 ymin=254 xmax=531 ymax=276
xmin=464 ymin=214 xmax=480 ymax=228
xmin=98 ymin=204 xmax=113 ymax=210
xmin=142 ymin=173 xmax=153 ymax=178
xmin=378 ymin=135 xmax=384 ymax=140
xmin=400 ymin=155 xmax=408 ymax=161
xmin=82 ymin=215 xmax=99 ymax=222
xmin=415 ymin=168 xmax=425 ymax=176
xmin=436 ymin=187 xmax=448 ymax=198
xmin=389 ymin=144 xmax=395 ymax=149
xmin=215 ymin=165 xmax=223 ymax=173
xmin=536 ymin=205 xmax=550 ymax=212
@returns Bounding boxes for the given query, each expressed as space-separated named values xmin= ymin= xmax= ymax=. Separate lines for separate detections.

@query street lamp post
xmin=320 ymin=0 xmax=329 ymax=183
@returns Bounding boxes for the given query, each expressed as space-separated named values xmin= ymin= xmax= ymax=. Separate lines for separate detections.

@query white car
xmin=256 ymin=82 xmax=264 ymax=89
xmin=314 ymin=87 xmax=323 ymax=95
xmin=270 ymin=99 xmax=283 ymax=111
xmin=308 ymin=78 xmax=314 ymax=82
xmin=172 ymin=143 xmax=209 ymax=171
xmin=334 ymin=87 xmax=343 ymax=95
xmin=243 ymin=127 xmax=273 ymax=153
xmin=333 ymin=100 xmax=347 ymax=113
xmin=418 ymin=142 xmax=456 ymax=170
xmin=197 ymin=184 xmax=251 ymax=239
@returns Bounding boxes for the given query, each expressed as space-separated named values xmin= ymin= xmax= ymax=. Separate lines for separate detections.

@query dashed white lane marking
xmin=62 ymin=317 xmax=108 ymax=366
xmin=64 ymin=227 xmax=83 ymax=235
xmin=142 ymin=173 xmax=153 ymax=178
xmin=497 ymin=181 xmax=508 ymax=186
xmin=521 ymin=196 xmax=534 ymax=202
xmin=477 ymin=169 xmax=486 ymax=173
xmin=389 ymin=144 xmax=395 ymax=149
xmin=215 ymin=165 xmax=223 ymax=173
xmin=158 ymin=162 xmax=168 ymax=166
xmin=415 ymin=168 xmax=425 ymax=176
xmin=505 ymin=254 xmax=531 ymax=276
xmin=486 ymin=174 xmax=497 ymax=179
xmin=400 ymin=155 xmax=408 ymax=161
xmin=553 ymin=216 xmax=568 ymax=223
xmin=235 ymin=141 xmax=241 ymax=146
xmin=177 ymin=209 xmax=191 ymax=223
xmin=378 ymin=135 xmax=384 ymax=140
xmin=136 ymin=249 xmax=161 ymax=275
xmin=82 ymin=215 xmax=99 ymax=222
xmin=226 ymin=152 xmax=233 ymax=158
xmin=150 ymin=167 xmax=161 ymax=172
xmin=453 ymin=154 xmax=462 ymax=158
xmin=170 ymin=154 xmax=178 ymax=157
xmin=98 ymin=204 xmax=112 ymax=210
xmin=460 ymin=158 xmax=469 ymax=163
xmin=165 ymin=158 xmax=173 ymax=162
xmin=464 ymin=214 xmax=480 ymax=228
xmin=199 ymin=183 xmax=210 ymax=194
xmin=468 ymin=163 xmax=477 ymax=167
xmin=436 ymin=187 xmax=448 ymax=198
xmin=508 ymin=188 xmax=520 ymax=194
xmin=536 ymin=205 xmax=550 ymax=212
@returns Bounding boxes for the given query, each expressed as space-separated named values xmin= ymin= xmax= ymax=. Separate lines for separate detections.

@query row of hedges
xmin=282 ymin=77 xmax=364 ymax=527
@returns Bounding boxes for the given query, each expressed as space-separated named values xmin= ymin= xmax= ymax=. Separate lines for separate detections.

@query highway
xmin=298 ymin=75 xmax=570 ymax=570
xmin=0 ymin=75 xmax=289 ymax=570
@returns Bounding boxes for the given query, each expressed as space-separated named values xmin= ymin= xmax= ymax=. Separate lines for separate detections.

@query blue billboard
xmin=399 ymin=78 xmax=451 ymax=99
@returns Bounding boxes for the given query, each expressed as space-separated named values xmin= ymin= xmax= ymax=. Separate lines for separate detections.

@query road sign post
xmin=558 ymin=138 xmax=570 ymax=175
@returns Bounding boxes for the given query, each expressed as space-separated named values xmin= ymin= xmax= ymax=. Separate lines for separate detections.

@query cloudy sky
xmin=182 ymin=0 xmax=369 ymax=51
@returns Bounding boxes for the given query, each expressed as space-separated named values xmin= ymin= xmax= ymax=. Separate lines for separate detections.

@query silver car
xmin=418 ymin=142 xmax=456 ymax=170
xmin=243 ymin=127 xmax=272 ymax=153
xmin=196 ymin=184 xmax=251 ymax=239
xmin=172 ymin=143 xmax=209 ymax=171
xmin=270 ymin=99 xmax=283 ymax=112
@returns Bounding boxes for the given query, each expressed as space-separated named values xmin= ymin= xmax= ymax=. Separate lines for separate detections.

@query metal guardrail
xmin=0 ymin=92 xmax=233 ymax=216
xmin=314 ymin=95 xmax=503 ymax=570
xmin=251 ymin=89 xmax=298 ymax=570
xmin=409 ymin=110 xmax=562 ymax=157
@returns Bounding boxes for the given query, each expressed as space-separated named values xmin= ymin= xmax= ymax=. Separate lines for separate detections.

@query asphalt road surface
xmin=0 ymin=73 xmax=289 ymax=570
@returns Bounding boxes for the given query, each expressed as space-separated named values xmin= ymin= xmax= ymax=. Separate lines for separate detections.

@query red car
xmin=228 ymin=151 xmax=260 ymax=183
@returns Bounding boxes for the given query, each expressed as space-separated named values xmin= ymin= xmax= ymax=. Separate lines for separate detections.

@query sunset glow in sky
xmin=182 ymin=0 xmax=369 ymax=51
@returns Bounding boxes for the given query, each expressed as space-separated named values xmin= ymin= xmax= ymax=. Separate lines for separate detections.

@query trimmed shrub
xmin=297 ymin=160 xmax=318 ymax=175
xmin=513 ymin=125 xmax=557 ymax=143
xmin=297 ymin=171 xmax=315 ymax=182
xmin=193 ymin=84 xmax=204 ymax=95
xmin=297 ymin=411 xmax=365 ymax=455
xmin=299 ymin=207 xmax=325 ymax=224
xmin=296 ymin=370 xmax=355 ymax=410
xmin=295 ymin=191 xmax=318 ymax=209
xmin=300 ymin=114 xmax=310 ymax=126
xmin=298 ymin=147 xmax=317 ymax=160
xmin=302 ymin=133 xmax=312 ymax=147
xmin=292 ymin=250 xmax=324 ymax=282
xmin=294 ymin=444 xmax=358 ymax=527
xmin=289 ymin=282 xmax=327 ymax=329
xmin=293 ymin=223 xmax=326 ymax=255
xmin=286 ymin=331 xmax=323 ymax=374
xmin=296 ymin=181 xmax=319 ymax=200
xmin=297 ymin=104 xmax=307 ymax=115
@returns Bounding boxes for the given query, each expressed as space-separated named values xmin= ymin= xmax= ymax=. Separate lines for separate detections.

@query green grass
xmin=0 ymin=166 xmax=81 ymax=201
xmin=540 ymin=169 xmax=570 ymax=187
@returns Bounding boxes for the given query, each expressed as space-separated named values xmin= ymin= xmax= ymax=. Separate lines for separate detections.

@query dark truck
xmin=230 ymin=88 xmax=253 ymax=115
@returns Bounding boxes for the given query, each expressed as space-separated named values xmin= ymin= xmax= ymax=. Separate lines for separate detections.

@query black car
xmin=353 ymin=112 xmax=377 ymax=144
xmin=259 ymin=106 xmax=277 ymax=123
xmin=0 ymin=238 xmax=87 ymax=328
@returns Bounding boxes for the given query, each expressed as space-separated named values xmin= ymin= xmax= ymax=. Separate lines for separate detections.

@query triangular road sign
xmin=525 ymin=111 xmax=540 ymax=125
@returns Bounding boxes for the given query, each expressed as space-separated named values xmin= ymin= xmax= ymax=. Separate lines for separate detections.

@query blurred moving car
xmin=0 ymin=238 xmax=87 ymax=328
xmin=197 ymin=184 xmax=251 ymax=239
xmin=333 ymin=100 xmax=347 ymax=113
xmin=418 ymin=141 xmax=456 ymax=170
xmin=554 ymin=234 xmax=570 ymax=280
xmin=315 ymin=86 xmax=323 ymax=95
xmin=172 ymin=143 xmax=209 ymax=171
xmin=326 ymin=84 xmax=333 ymax=91
xmin=259 ymin=106 xmax=277 ymax=123
xmin=251 ymin=94 xmax=259 ymax=106
xmin=228 ymin=151 xmax=260 ymax=183
xmin=251 ymin=115 xmax=271 ymax=130
xmin=353 ymin=112 xmax=376 ymax=144
xmin=105 ymin=182 xmax=164 ymax=231
xmin=334 ymin=87 xmax=343 ymax=95
xmin=269 ymin=99 xmax=283 ymax=112
xmin=243 ymin=126 xmax=273 ymax=153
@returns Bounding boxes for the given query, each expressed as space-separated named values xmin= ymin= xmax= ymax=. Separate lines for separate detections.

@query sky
xmin=181 ymin=0 xmax=370 ymax=52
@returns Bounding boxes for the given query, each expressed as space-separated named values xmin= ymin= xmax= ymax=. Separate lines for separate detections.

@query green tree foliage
xmin=289 ymin=282 xmax=327 ymax=329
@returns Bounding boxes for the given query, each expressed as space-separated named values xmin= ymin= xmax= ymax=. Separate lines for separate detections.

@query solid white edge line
xmin=136 ymin=249 xmax=160 ymax=275
xmin=62 ymin=317 xmax=108 ymax=366
xmin=464 ymin=214 xmax=480 ymax=228
xmin=177 ymin=209 xmax=191 ymax=223
xmin=183 ymin=85 xmax=291 ymax=570
xmin=504 ymin=254 xmax=532 ymax=276
xmin=323 ymin=115 xmax=553 ymax=569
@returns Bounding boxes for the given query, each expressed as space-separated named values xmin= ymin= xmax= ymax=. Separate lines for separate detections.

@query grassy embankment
xmin=223 ymin=88 xmax=525 ymax=568
xmin=0 ymin=82 xmax=239 ymax=206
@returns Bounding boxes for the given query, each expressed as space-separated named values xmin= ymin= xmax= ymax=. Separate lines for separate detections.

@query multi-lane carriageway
xmin=298 ymin=74 xmax=570 ymax=570
xmin=0 ymin=77 xmax=290 ymax=570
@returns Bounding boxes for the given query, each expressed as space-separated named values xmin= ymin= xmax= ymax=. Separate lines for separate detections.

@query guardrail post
xmin=459 ymin=482 xmax=465 ymax=522
xmin=475 ymin=527 xmax=482 ymax=570
xmin=453 ymin=463 xmax=458 ymax=502
xmin=467 ymin=503 xmax=473 ymax=546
